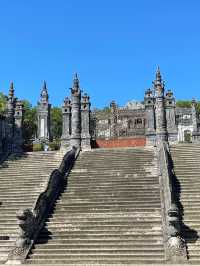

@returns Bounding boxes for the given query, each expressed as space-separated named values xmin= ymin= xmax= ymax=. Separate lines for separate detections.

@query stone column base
xmin=81 ymin=137 xmax=91 ymax=150
xmin=145 ymin=132 xmax=156 ymax=146
xmin=168 ymin=132 xmax=178 ymax=145
xmin=70 ymin=136 xmax=81 ymax=149
xmin=60 ymin=137 xmax=70 ymax=151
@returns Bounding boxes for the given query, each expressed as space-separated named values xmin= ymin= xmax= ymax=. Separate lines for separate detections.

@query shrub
xmin=48 ymin=141 xmax=60 ymax=151
xmin=33 ymin=143 xmax=43 ymax=152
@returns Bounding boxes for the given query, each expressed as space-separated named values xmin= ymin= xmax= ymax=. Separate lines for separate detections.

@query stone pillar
xmin=191 ymin=98 xmax=200 ymax=142
xmin=81 ymin=93 xmax=91 ymax=150
xmin=37 ymin=81 xmax=51 ymax=142
xmin=154 ymin=67 xmax=168 ymax=143
xmin=165 ymin=90 xmax=178 ymax=144
xmin=6 ymin=82 xmax=16 ymax=151
xmin=110 ymin=101 xmax=117 ymax=137
xmin=70 ymin=74 xmax=81 ymax=148
xmin=61 ymin=97 xmax=71 ymax=149
xmin=13 ymin=100 xmax=24 ymax=152
xmin=144 ymin=88 xmax=156 ymax=145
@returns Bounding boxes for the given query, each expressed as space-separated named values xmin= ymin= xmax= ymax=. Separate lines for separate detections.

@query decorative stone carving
xmin=157 ymin=141 xmax=187 ymax=263
xmin=36 ymin=81 xmax=51 ymax=142
xmin=144 ymin=88 xmax=156 ymax=145
xmin=70 ymin=74 xmax=81 ymax=148
xmin=81 ymin=93 xmax=91 ymax=150
xmin=154 ymin=67 xmax=168 ymax=142
xmin=6 ymin=82 xmax=16 ymax=151
xmin=61 ymin=97 xmax=71 ymax=149
xmin=7 ymin=146 xmax=79 ymax=263
xmin=13 ymin=100 xmax=24 ymax=152
xmin=165 ymin=90 xmax=178 ymax=144
xmin=110 ymin=101 xmax=117 ymax=137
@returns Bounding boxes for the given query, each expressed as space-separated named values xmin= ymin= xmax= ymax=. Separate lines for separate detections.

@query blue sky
xmin=0 ymin=0 xmax=200 ymax=108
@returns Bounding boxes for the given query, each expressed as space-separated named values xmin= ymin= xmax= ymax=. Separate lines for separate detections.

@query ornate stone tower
xmin=144 ymin=88 xmax=156 ymax=145
xmin=110 ymin=100 xmax=117 ymax=137
xmin=6 ymin=82 xmax=16 ymax=151
xmin=13 ymin=100 xmax=24 ymax=152
xmin=81 ymin=93 xmax=91 ymax=150
xmin=61 ymin=97 xmax=71 ymax=149
xmin=154 ymin=67 xmax=168 ymax=142
xmin=191 ymin=98 xmax=200 ymax=142
xmin=70 ymin=74 xmax=81 ymax=148
xmin=37 ymin=81 xmax=51 ymax=142
xmin=165 ymin=90 xmax=178 ymax=143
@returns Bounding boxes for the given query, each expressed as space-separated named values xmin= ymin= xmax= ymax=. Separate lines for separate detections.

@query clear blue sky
xmin=0 ymin=0 xmax=200 ymax=108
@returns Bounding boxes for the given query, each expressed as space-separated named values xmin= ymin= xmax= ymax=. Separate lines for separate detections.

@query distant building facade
xmin=91 ymin=68 xmax=200 ymax=145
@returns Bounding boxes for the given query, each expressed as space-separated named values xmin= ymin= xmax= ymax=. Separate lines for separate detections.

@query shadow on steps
xmin=169 ymin=155 xmax=199 ymax=259
xmin=28 ymin=176 xmax=70 ymax=256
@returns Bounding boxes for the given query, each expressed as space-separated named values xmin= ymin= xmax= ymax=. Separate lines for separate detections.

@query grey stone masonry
xmin=13 ymin=100 xmax=24 ymax=152
xmin=0 ymin=115 xmax=6 ymax=153
xmin=154 ymin=67 xmax=168 ymax=142
xmin=165 ymin=90 xmax=178 ymax=144
xmin=61 ymin=97 xmax=71 ymax=149
xmin=6 ymin=82 xmax=16 ymax=151
xmin=37 ymin=81 xmax=51 ymax=142
xmin=110 ymin=100 xmax=117 ymax=137
xmin=70 ymin=73 xmax=81 ymax=148
xmin=81 ymin=93 xmax=91 ymax=150
xmin=191 ymin=98 xmax=200 ymax=142
xmin=144 ymin=88 xmax=156 ymax=145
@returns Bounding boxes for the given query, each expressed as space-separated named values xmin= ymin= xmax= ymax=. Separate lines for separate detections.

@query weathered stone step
xmin=31 ymin=249 xmax=164 ymax=255
xmin=26 ymin=258 xmax=165 ymax=265
xmin=33 ymin=243 xmax=164 ymax=249
xmin=55 ymin=202 xmax=161 ymax=207
xmin=44 ymin=225 xmax=162 ymax=231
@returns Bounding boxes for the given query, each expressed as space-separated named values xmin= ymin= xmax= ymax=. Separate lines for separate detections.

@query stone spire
xmin=70 ymin=73 xmax=81 ymax=148
xmin=9 ymin=82 xmax=14 ymax=99
xmin=36 ymin=81 xmax=51 ymax=142
xmin=154 ymin=66 xmax=165 ymax=97
xmin=165 ymin=89 xmax=178 ymax=143
xmin=110 ymin=100 xmax=118 ymax=137
xmin=61 ymin=97 xmax=71 ymax=149
xmin=153 ymin=67 xmax=167 ymax=142
xmin=7 ymin=82 xmax=18 ymax=152
xmin=40 ymin=81 xmax=49 ymax=103
xmin=81 ymin=93 xmax=91 ymax=150
xmin=144 ymin=88 xmax=156 ymax=145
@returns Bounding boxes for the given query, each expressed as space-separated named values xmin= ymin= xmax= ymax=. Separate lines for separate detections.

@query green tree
xmin=0 ymin=93 xmax=7 ymax=114
xmin=22 ymin=100 xmax=37 ymax=144
xmin=51 ymin=107 xmax=62 ymax=140
xmin=176 ymin=100 xmax=192 ymax=108
xmin=176 ymin=100 xmax=200 ymax=114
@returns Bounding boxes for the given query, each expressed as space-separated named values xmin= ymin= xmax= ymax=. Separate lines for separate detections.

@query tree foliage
xmin=22 ymin=100 xmax=37 ymax=144
xmin=176 ymin=100 xmax=200 ymax=113
xmin=0 ymin=93 xmax=7 ymax=114
xmin=51 ymin=107 xmax=62 ymax=140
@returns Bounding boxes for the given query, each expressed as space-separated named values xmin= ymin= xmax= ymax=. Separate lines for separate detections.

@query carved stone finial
xmin=40 ymin=81 xmax=49 ymax=102
xmin=166 ymin=89 xmax=173 ymax=98
xmin=9 ymin=82 xmax=14 ymax=98
xmin=156 ymin=66 xmax=162 ymax=82
xmin=145 ymin=88 xmax=153 ymax=98
xmin=73 ymin=73 xmax=79 ymax=88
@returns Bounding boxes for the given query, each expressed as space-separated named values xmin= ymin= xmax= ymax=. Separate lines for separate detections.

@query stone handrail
xmin=7 ymin=146 xmax=80 ymax=264
xmin=157 ymin=141 xmax=187 ymax=262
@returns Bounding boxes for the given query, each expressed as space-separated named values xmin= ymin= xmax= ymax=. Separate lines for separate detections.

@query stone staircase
xmin=170 ymin=143 xmax=200 ymax=264
xmin=0 ymin=151 xmax=63 ymax=264
xmin=27 ymin=147 xmax=165 ymax=265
